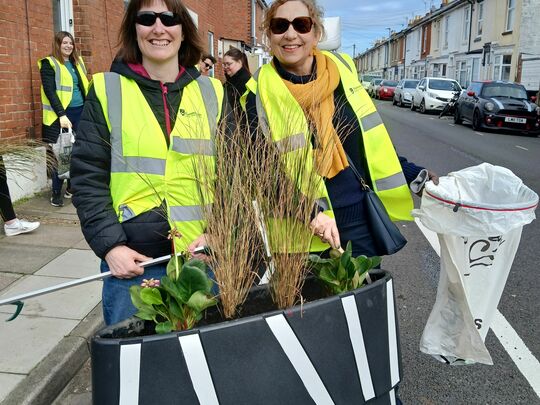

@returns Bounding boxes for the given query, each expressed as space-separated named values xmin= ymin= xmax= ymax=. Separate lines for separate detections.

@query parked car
xmin=411 ymin=77 xmax=462 ymax=113
xmin=368 ymin=78 xmax=383 ymax=98
xmin=454 ymin=80 xmax=540 ymax=135
xmin=392 ymin=79 xmax=420 ymax=106
xmin=377 ymin=80 xmax=398 ymax=100
xmin=360 ymin=74 xmax=382 ymax=90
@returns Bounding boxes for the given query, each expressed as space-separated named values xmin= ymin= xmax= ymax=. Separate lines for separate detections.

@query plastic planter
xmin=91 ymin=270 xmax=402 ymax=404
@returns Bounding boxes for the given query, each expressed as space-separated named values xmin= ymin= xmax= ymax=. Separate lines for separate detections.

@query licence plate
xmin=504 ymin=116 xmax=527 ymax=124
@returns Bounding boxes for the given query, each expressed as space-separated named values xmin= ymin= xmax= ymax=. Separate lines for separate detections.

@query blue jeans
xmin=101 ymin=261 xmax=167 ymax=326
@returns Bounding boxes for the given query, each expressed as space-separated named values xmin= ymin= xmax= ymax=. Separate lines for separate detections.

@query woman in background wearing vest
xmin=245 ymin=0 xmax=438 ymax=259
xmin=70 ymin=0 xmax=224 ymax=325
xmin=39 ymin=31 xmax=89 ymax=207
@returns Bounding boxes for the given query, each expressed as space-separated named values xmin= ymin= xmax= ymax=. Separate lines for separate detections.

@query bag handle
xmin=345 ymin=153 xmax=370 ymax=191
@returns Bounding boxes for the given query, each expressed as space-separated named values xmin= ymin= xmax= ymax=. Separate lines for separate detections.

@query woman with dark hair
xmin=223 ymin=48 xmax=252 ymax=116
xmin=39 ymin=31 xmax=89 ymax=207
xmin=70 ymin=0 xmax=224 ymax=325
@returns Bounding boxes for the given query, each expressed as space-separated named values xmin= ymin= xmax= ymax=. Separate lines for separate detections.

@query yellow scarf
xmin=281 ymin=50 xmax=348 ymax=178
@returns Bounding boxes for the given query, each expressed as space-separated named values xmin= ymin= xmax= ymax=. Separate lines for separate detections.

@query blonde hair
xmin=261 ymin=0 xmax=325 ymax=40
xmin=51 ymin=31 xmax=81 ymax=65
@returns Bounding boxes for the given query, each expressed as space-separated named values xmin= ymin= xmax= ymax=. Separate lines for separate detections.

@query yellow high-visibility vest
xmin=92 ymin=72 xmax=224 ymax=252
xmin=38 ymin=56 xmax=89 ymax=125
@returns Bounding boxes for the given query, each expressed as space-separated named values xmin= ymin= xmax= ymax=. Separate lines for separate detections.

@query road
xmin=378 ymin=99 xmax=540 ymax=404
xmin=54 ymin=100 xmax=540 ymax=405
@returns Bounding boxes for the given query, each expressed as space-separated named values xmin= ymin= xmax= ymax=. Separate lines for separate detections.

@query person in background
xmin=244 ymin=0 xmax=438 ymax=258
xmin=199 ymin=53 xmax=216 ymax=76
xmin=536 ymin=89 xmax=540 ymax=107
xmin=71 ymin=0 xmax=224 ymax=325
xmin=223 ymin=47 xmax=252 ymax=125
xmin=1 ymin=156 xmax=40 ymax=236
xmin=39 ymin=31 xmax=89 ymax=207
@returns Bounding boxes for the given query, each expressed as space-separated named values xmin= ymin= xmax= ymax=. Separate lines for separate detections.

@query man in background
xmin=199 ymin=54 xmax=216 ymax=76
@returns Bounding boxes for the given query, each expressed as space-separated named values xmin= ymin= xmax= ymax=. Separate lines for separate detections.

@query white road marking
xmin=449 ymin=123 xmax=455 ymax=127
xmin=475 ymin=132 xmax=484 ymax=136
xmin=516 ymin=145 xmax=528 ymax=151
xmin=415 ymin=218 xmax=540 ymax=398
xmin=429 ymin=117 xmax=435 ymax=120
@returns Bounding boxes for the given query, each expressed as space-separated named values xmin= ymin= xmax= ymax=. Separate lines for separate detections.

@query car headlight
xmin=485 ymin=102 xmax=495 ymax=112
xmin=404 ymin=92 xmax=411 ymax=98
xmin=428 ymin=92 xmax=438 ymax=99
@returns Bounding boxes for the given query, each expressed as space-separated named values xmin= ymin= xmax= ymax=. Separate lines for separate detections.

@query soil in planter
xmin=99 ymin=271 xmax=385 ymax=339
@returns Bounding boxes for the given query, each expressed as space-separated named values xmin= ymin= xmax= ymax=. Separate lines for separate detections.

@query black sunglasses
xmin=269 ymin=17 xmax=313 ymax=35
xmin=136 ymin=11 xmax=181 ymax=27
xmin=202 ymin=61 xmax=213 ymax=70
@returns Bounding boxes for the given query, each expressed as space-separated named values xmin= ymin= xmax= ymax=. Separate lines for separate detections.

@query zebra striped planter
xmin=91 ymin=270 xmax=401 ymax=405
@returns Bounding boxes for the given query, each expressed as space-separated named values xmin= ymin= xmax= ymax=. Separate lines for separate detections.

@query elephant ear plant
xmin=129 ymin=255 xmax=217 ymax=334
xmin=309 ymin=241 xmax=381 ymax=295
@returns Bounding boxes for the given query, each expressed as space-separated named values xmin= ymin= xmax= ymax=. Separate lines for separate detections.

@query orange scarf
xmin=281 ymin=50 xmax=348 ymax=178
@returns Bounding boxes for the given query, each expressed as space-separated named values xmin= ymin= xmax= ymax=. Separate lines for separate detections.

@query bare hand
xmin=59 ymin=115 xmax=72 ymax=129
xmin=310 ymin=212 xmax=341 ymax=249
xmin=428 ymin=170 xmax=439 ymax=185
xmin=188 ymin=234 xmax=211 ymax=263
xmin=105 ymin=245 xmax=151 ymax=279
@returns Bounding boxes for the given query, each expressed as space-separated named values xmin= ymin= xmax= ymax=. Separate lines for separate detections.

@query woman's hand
xmin=59 ymin=115 xmax=72 ymax=129
xmin=428 ymin=170 xmax=439 ymax=185
xmin=310 ymin=212 xmax=341 ymax=249
xmin=105 ymin=245 xmax=151 ymax=279
xmin=188 ymin=234 xmax=211 ymax=263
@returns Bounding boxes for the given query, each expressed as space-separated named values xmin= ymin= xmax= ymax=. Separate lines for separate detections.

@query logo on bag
xmin=464 ymin=236 xmax=505 ymax=275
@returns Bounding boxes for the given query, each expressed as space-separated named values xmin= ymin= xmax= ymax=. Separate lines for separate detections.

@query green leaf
xmin=134 ymin=309 xmax=157 ymax=321
xmin=160 ymin=276 xmax=183 ymax=302
xmin=167 ymin=295 xmax=185 ymax=319
xmin=178 ymin=264 xmax=213 ymax=300
xmin=186 ymin=291 xmax=217 ymax=313
xmin=140 ymin=287 xmax=163 ymax=305
xmin=129 ymin=285 xmax=148 ymax=310
xmin=186 ymin=258 xmax=207 ymax=273
xmin=155 ymin=321 xmax=174 ymax=334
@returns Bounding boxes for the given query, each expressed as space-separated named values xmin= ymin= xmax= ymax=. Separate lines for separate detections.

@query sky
xmin=317 ymin=0 xmax=443 ymax=56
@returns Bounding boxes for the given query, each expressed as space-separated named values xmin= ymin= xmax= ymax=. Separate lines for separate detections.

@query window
xmin=441 ymin=63 xmax=447 ymax=77
xmin=436 ymin=20 xmax=441 ymax=50
xmin=494 ymin=54 xmax=512 ymax=81
xmin=207 ymin=31 xmax=214 ymax=77
xmin=505 ymin=0 xmax=515 ymax=32
xmin=444 ymin=16 xmax=449 ymax=49
xmin=477 ymin=3 xmax=483 ymax=36
xmin=433 ymin=64 xmax=440 ymax=77
xmin=457 ymin=61 xmax=469 ymax=87
xmin=423 ymin=27 xmax=428 ymax=53
xmin=52 ymin=0 xmax=73 ymax=33
xmin=462 ymin=6 xmax=470 ymax=43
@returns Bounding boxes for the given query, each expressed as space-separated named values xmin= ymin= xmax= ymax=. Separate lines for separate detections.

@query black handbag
xmin=346 ymin=155 xmax=407 ymax=256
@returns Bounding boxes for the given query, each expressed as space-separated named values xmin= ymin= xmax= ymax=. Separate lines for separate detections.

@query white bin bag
xmin=412 ymin=163 xmax=538 ymax=365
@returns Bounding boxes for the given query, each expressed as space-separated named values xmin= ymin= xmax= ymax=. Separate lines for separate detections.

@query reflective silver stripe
xmin=315 ymin=197 xmax=330 ymax=212
xmin=43 ymin=104 xmax=55 ymax=111
xmin=361 ymin=111 xmax=383 ymax=132
xmin=375 ymin=172 xmax=406 ymax=191
xmin=387 ymin=279 xmax=400 ymax=386
xmin=253 ymin=69 xmax=273 ymax=137
xmin=266 ymin=315 xmax=335 ymax=405
xmin=341 ymin=296 xmax=375 ymax=401
xmin=172 ymin=138 xmax=215 ymax=156
xmin=274 ymin=133 xmax=306 ymax=153
xmin=331 ymin=52 xmax=352 ymax=72
xmin=178 ymin=334 xmax=219 ymax=405
xmin=119 ymin=204 xmax=136 ymax=221
xmin=169 ymin=204 xmax=209 ymax=222
xmin=79 ymin=59 xmax=88 ymax=75
xmin=49 ymin=57 xmax=63 ymax=91
xmin=195 ymin=76 xmax=218 ymax=136
xmin=119 ymin=343 xmax=141 ymax=405
xmin=104 ymin=73 xmax=128 ymax=173
xmin=114 ymin=156 xmax=165 ymax=175
xmin=59 ymin=85 xmax=72 ymax=92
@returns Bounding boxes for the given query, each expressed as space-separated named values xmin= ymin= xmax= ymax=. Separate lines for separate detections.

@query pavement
xmin=0 ymin=190 xmax=103 ymax=405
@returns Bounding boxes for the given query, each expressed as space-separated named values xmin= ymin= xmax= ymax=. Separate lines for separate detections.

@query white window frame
xmin=494 ymin=54 xmax=512 ymax=81
xmin=53 ymin=0 xmax=74 ymax=33
xmin=505 ymin=0 xmax=515 ymax=32
xmin=444 ymin=16 xmax=449 ymax=49
xmin=477 ymin=2 xmax=483 ymax=37
xmin=462 ymin=6 xmax=470 ymax=43
xmin=207 ymin=31 xmax=214 ymax=77
xmin=436 ymin=20 xmax=441 ymax=50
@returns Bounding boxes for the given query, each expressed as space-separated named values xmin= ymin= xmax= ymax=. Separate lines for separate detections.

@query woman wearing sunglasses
xmin=70 ymin=0 xmax=224 ymax=325
xmin=245 ymin=0 xmax=438 ymax=259
xmin=39 ymin=31 xmax=89 ymax=207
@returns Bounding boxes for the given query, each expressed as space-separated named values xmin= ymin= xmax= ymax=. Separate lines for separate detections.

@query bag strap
xmin=345 ymin=153 xmax=370 ymax=191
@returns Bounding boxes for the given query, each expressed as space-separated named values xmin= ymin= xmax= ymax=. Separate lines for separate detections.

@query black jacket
xmin=71 ymin=61 xmax=203 ymax=259
xmin=39 ymin=58 xmax=86 ymax=143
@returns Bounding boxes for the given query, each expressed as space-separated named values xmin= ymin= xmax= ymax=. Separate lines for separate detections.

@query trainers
xmin=64 ymin=189 xmax=73 ymax=199
xmin=50 ymin=192 xmax=64 ymax=207
xmin=4 ymin=218 xmax=40 ymax=236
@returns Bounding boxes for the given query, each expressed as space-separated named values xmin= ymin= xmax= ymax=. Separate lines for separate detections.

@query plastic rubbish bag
xmin=412 ymin=163 xmax=538 ymax=365
xmin=51 ymin=128 xmax=75 ymax=180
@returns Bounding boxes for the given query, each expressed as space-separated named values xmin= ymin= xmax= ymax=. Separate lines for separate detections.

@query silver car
xmin=367 ymin=79 xmax=383 ymax=98
xmin=392 ymin=79 xmax=420 ymax=107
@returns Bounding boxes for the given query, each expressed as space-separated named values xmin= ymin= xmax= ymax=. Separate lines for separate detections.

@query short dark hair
xmin=202 ymin=53 xmax=216 ymax=64
xmin=51 ymin=31 xmax=81 ymax=65
xmin=223 ymin=48 xmax=250 ymax=74
xmin=117 ymin=0 xmax=204 ymax=67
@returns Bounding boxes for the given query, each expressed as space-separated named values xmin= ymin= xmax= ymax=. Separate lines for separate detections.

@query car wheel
xmin=419 ymin=99 xmax=426 ymax=114
xmin=454 ymin=107 xmax=462 ymax=124
xmin=472 ymin=110 xmax=482 ymax=130
xmin=392 ymin=97 xmax=397 ymax=106
xmin=399 ymin=96 xmax=403 ymax=107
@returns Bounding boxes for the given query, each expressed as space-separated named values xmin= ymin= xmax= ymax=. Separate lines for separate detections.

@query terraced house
xmin=356 ymin=0 xmax=540 ymax=95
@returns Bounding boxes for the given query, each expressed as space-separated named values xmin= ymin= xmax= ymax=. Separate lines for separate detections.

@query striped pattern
xmin=96 ymin=275 xmax=401 ymax=405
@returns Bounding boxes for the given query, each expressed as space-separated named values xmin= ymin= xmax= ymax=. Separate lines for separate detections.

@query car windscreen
xmin=373 ymin=79 xmax=383 ymax=85
xmin=362 ymin=75 xmax=381 ymax=83
xmin=482 ymin=84 xmax=528 ymax=99
xmin=403 ymin=80 xmax=419 ymax=88
xmin=381 ymin=81 xmax=398 ymax=87
xmin=428 ymin=79 xmax=460 ymax=91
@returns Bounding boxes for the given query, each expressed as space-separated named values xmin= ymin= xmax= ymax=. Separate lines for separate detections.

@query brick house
xmin=0 ymin=0 xmax=268 ymax=143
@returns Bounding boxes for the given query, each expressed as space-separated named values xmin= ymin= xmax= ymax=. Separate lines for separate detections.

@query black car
xmin=454 ymin=81 xmax=540 ymax=135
